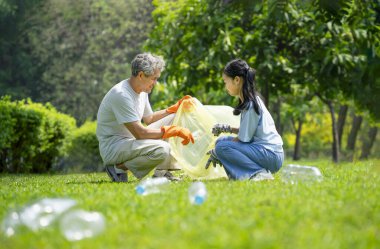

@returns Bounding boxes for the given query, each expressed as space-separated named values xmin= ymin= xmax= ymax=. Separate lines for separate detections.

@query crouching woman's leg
xmin=214 ymin=136 xmax=270 ymax=180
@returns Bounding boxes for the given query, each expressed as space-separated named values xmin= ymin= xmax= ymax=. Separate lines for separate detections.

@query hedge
xmin=62 ymin=121 xmax=103 ymax=172
xmin=0 ymin=96 xmax=76 ymax=173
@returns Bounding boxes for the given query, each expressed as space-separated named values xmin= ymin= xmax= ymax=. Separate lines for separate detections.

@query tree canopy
xmin=0 ymin=0 xmax=379 ymax=160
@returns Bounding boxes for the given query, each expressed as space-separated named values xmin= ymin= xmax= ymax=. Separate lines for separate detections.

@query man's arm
xmin=143 ymin=95 xmax=194 ymax=125
xmin=142 ymin=109 xmax=170 ymax=125
xmin=124 ymin=121 xmax=163 ymax=139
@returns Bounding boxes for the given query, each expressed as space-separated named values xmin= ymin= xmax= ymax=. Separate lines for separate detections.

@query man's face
xmin=140 ymin=69 xmax=161 ymax=93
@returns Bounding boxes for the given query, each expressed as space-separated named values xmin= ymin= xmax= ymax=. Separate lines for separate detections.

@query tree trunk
xmin=360 ymin=127 xmax=378 ymax=159
xmin=293 ymin=119 xmax=303 ymax=161
xmin=346 ymin=114 xmax=363 ymax=150
xmin=337 ymin=105 xmax=348 ymax=149
xmin=327 ymin=101 xmax=340 ymax=163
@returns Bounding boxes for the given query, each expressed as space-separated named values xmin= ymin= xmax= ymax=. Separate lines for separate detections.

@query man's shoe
xmin=105 ymin=166 xmax=128 ymax=182
xmin=153 ymin=170 xmax=181 ymax=182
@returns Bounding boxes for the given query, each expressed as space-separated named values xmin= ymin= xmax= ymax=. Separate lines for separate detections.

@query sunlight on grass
xmin=1 ymin=159 xmax=379 ymax=249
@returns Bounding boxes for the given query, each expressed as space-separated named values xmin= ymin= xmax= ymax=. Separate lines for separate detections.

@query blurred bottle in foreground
xmin=188 ymin=182 xmax=207 ymax=205
xmin=280 ymin=164 xmax=323 ymax=184
xmin=1 ymin=198 xmax=77 ymax=236
xmin=1 ymin=198 xmax=105 ymax=241
xmin=135 ymin=177 xmax=170 ymax=196
xmin=60 ymin=210 xmax=105 ymax=241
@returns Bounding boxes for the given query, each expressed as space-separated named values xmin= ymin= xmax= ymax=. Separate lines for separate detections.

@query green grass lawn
xmin=1 ymin=159 xmax=379 ymax=249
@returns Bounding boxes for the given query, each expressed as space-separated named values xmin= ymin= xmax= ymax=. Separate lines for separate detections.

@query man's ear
xmin=137 ymin=71 xmax=144 ymax=80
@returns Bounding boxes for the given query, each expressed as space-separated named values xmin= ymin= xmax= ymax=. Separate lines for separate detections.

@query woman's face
xmin=222 ymin=73 xmax=242 ymax=97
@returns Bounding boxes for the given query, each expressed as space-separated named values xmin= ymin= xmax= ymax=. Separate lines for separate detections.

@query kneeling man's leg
xmin=118 ymin=139 xmax=171 ymax=179
xmin=147 ymin=113 xmax=181 ymax=171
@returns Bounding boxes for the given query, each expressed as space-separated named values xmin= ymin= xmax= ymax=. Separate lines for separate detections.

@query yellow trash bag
xmin=169 ymin=98 xmax=240 ymax=179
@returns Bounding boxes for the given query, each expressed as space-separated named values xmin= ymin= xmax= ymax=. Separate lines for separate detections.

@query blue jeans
xmin=214 ymin=136 xmax=284 ymax=180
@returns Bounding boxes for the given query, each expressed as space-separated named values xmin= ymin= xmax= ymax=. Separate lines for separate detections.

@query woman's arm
xmin=230 ymin=127 xmax=239 ymax=134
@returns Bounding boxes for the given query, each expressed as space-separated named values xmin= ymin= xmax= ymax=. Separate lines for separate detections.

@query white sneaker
xmin=250 ymin=170 xmax=274 ymax=182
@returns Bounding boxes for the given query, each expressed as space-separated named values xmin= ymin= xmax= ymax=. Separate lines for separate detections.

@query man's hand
xmin=205 ymin=149 xmax=222 ymax=169
xmin=161 ymin=125 xmax=195 ymax=145
xmin=212 ymin=124 xmax=232 ymax=136
xmin=166 ymin=95 xmax=193 ymax=113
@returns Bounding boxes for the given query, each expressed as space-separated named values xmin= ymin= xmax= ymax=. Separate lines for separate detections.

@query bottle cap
xmin=135 ymin=186 xmax=145 ymax=195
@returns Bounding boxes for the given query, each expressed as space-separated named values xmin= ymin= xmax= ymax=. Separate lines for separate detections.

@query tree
xmin=147 ymin=0 xmax=379 ymax=161
xmin=300 ymin=0 xmax=380 ymax=162
xmin=337 ymin=104 xmax=348 ymax=148
xmin=1 ymin=0 xmax=154 ymax=124
xmin=0 ymin=0 xmax=45 ymax=99
xmin=360 ymin=126 xmax=378 ymax=159
xmin=282 ymin=85 xmax=322 ymax=160
xmin=346 ymin=113 xmax=363 ymax=151
xmin=31 ymin=0 xmax=155 ymax=123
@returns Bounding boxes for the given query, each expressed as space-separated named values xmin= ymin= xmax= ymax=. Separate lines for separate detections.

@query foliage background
xmin=0 ymin=0 xmax=379 ymax=171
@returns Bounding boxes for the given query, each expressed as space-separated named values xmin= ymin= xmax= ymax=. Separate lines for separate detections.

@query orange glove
xmin=181 ymin=98 xmax=196 ymax=112
xmin=161 ymin=125 xmax=195 ymax=145
xmin=166 ymin=95 xmax=193 ymax=113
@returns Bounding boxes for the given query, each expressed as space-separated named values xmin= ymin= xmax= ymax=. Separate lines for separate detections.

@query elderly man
xmin=96 ymin=53 xmax=194 ymax=182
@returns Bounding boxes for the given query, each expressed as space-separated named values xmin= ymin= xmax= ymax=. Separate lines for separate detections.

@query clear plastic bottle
xmin=1 ymin=210 xmax=21 ymax=237
xmin=188 ymin=182 xmax=207 ymax=205
xmin=18 ymin=198 xmax=77 ymax=232
xmin=135 ymin=177 xmax=170 ymax=196
xmin=59 ymin=209 xmax=105 ymax=241
xmin=280 ymin=164 xmax=323 ymax=184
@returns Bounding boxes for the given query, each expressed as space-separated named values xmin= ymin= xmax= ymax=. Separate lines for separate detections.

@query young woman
xmin=205 ymin=59 xmax=284 ymax=181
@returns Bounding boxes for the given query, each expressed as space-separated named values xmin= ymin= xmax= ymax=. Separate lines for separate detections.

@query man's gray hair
xmin=131 ymin=53 xmax=165 ymax=76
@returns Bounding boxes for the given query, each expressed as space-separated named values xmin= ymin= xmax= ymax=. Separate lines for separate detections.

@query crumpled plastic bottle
xmin=1 ymin=198 xmax=106 ymax=241
xmin=135 ymin=177 xmax=170 ymax=196
xmin=59 ymin=209 xmax=105 ymax=241
xmin=1 ymin=198 xmax=77 ymax=235
xmin=280 ymin=164 xmax=323 ymax=184
xmin=188 ymin=182 xmax=207 ymax=205
xmin=1 ymin=210 xmax=22 ymax=237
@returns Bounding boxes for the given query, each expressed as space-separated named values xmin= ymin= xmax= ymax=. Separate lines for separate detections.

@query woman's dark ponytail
xmin=223 ymin=59 xmax=260 ymax=115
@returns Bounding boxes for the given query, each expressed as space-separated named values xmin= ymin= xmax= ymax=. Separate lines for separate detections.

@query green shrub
xmin=0 ymin=96 xmax=76 ymax=173
xmin=62 ymin=121 xmax=103 ymax=172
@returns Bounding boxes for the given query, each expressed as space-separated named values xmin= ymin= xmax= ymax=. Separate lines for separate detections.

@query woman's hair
xmin=131 ymin=53 xmax=165 ymax=76
xmin=223 ymin=59 xmax=260 ymax=115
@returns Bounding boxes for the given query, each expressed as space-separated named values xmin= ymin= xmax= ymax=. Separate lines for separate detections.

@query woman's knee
xmin=215 ymin=141 xmax=232 ymax=158
xmin=215 ymin=136 xmax=234 ymax=145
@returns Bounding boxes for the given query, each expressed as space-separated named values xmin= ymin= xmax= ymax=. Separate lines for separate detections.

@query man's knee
xmin=150 ymin=142 xmax=171 ymax=162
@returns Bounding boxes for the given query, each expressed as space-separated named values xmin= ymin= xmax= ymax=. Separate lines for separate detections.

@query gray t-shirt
xmin=238 ymin=96 xmax=283 ymax=153
xmin=96 ymin=79 xmax=153 ymax=160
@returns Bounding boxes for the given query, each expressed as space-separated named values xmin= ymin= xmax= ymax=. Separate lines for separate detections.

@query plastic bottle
xmin=1 ymin=210 xmax=21 ymax=237
xmin=18 ymin=198 xmax=77 ymax=232
xmin=280 ymin=164 xmax=323 ymax=184
xmin=59 ymin=210 xmax=105 ymax=241
xmin=135 ymin=177 xmax=170 ymax=196
xmin=188 ymin=182 xmax=207 ymax=205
